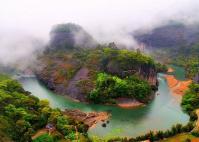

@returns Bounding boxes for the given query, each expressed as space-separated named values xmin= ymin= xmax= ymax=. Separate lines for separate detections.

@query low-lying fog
xmin=0 ymin=0 xmax=199 ymax=69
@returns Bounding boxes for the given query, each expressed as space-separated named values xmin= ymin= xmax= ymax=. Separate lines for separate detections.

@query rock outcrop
xmin=63 ymin=109 xmax=110 ymax=127
xmin=36 ymin=67 xmax=91 ymax=102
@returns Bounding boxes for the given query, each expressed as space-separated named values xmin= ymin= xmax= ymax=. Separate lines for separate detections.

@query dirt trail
xmin=31 ymin=129 xmax=48 ymax=140
xmin=66 ymin=67 xmax=89 ymax=101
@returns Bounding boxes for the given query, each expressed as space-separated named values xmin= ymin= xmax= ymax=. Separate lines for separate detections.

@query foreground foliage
xmin=160 ymin=133 xmax=197 ymax=142
xmin=181 ymin=83 xmax=199 ymax=113
xmin=0 ymin=74 xmax=89 ymax=142
xmin=91 ymin=123 xmax=194 ymax=142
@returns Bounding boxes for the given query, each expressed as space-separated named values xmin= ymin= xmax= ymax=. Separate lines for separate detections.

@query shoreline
xmin=167 ymin=67 xmax=174 ymax=73
xmin=34 ymin=75 xmax=147 ymax=109
xmin=63 ymin=109 xmax=110 ymax=128
xmin=116 ymin=97 xmax=144 ymax=109
xmin=164 ymin=74 xmax=191 ymax=95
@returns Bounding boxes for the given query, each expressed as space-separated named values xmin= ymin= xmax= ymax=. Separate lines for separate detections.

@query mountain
xmin=135 ymin=23 xmax=199 ymax=48
xmin=35 ymin=23 xmax=167 ymax=104
xmin=134 ymin=22 xmax=199 ymax=80
xmin=49 ymin=23 xmax=97 ymax=50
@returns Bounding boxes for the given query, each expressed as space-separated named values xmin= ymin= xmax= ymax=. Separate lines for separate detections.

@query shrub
xmin=88 ymin=73 xmax=152 ymax=103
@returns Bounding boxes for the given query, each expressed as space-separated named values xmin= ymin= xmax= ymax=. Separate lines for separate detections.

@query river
xmin=19 ymin=65 xmax=189 ymax=138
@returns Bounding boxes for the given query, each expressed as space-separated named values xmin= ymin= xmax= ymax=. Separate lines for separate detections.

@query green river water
xmin=19 ymin=65 xmax=189 ymax=138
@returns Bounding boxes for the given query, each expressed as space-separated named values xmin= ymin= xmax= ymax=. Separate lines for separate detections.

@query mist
xmin=0 ymin=0 xmax=199 ymax=68
xmin=0 ymin=30 xmax=45 ymax=70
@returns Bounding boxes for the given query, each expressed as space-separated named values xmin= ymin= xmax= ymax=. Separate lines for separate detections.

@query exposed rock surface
xmin=66 ymin=67 xmax=89 ymax=101
xmin=108 ymin=65 xmax=158 ymax=88
xmin=36 ymin=67 xmax=90 ymax=102
xmin=63 ymin=109 xmax=110 ymax=127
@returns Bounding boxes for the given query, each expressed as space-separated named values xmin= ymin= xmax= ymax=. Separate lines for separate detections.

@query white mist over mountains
xmin=0 ymin=30 xmax=45 ymax=70
xmin=0 ymin=0 xmax=199 ymax=69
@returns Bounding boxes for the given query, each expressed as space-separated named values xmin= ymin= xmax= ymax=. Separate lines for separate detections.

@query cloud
xmin=0 ymin=31 xmax=45 ymax=70
xmin=0 ymin=0 xmax=199 ymax=67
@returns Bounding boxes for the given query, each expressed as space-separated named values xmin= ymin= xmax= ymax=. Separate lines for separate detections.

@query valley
xmin=19 ymin=65 xmax=189 ymax=138
xmin=0 ymin=4 xmax=199 ymax=141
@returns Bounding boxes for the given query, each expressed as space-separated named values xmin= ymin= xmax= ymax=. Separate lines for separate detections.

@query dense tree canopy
xmin=100 ymin=48 xmax=157 ymax=76
xmin=0 ymin=74 xmax=89 ymax=142
xmin=181 ymin=83 xmax=199 ymax=113
xmin=88 ymin=73 xmax=152 ymax=103
xmin=38 ymin=46 xmax=167 ymax=104
xmin=151 ymin=43 xmax=199 ymax=79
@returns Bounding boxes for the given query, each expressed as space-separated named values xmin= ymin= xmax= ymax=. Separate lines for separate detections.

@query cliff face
xmin=140 ymin=67 xmax=158 ymax=87
xmin=100 ymin=50 xmax=160 ymax=89
xmin=35 ymin=50 xmax=85 ymax=100
xmin=106 ymin=64 xmax=158 ymax=88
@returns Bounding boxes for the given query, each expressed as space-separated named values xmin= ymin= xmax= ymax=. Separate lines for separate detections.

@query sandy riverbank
xmin=164 ymin=74 xmax=191 ymax=95
xmin=167 ymin=67 xmax=174 ymax=73
xmin=117 ymin=98 xmax=144 ymax=108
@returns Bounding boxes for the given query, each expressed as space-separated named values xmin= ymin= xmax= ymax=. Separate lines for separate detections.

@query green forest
xmin=152 ymin=43 xmax=199 ymax=79
xmin=88 ymin=73 xmax=152 ymax=103
xmin=0 ymin=74 xmax=198 ymax=142
xmin=0 ymin=8 xmax=199 ymax=141
xmin=38 ymin=45 xmax=167 ymax=106
xmin=0 ymin=75 xmax=89 ymax=142
xmin=181 ymin=83 xmax=199 ymax=113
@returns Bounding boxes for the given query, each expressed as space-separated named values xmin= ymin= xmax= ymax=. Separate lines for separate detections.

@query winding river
xmin=19 ymin=65 xmax=189 ymax=138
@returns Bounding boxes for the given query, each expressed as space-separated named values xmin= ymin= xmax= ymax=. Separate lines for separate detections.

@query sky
xmin=0 ymin=0 xmax=199 ymax=69
xmin=1 ymin=0 xmax=199 ymax=39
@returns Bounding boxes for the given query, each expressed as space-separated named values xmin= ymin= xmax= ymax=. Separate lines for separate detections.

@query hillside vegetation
xmin=150 ymin=43 xmax=199 ymax=80
xmin=37 ymin=44 xmax=167 ymax=104
xmin=135 ymin=22 xmax=199 ymax=80
xmin=88 ymin=72 xmax=152 ymax=104
xmin=181 ymin=83 xmax=199 ymax=113
xmin=0 ymin=74 xmax=89 ymax=142
xmin=0 ymin=73 xmax=197 ymax=142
